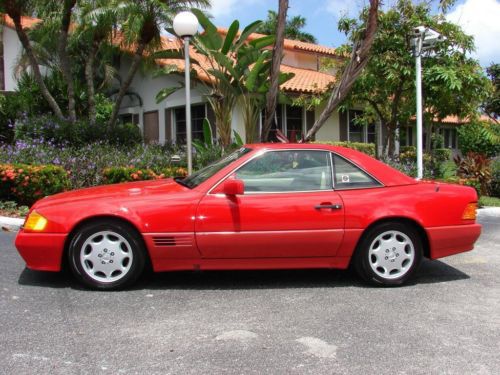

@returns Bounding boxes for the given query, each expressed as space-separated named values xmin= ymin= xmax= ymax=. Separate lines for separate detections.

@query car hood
xmin=33 ymin=178 xmax=189 ymax=209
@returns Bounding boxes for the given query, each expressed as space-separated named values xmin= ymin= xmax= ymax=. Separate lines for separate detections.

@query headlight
xmin=24 ymin=211 xmax=48 ymax=231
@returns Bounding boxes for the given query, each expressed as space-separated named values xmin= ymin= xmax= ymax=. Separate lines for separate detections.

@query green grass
xmin=479 ymin=196 xmax=500 ymax=207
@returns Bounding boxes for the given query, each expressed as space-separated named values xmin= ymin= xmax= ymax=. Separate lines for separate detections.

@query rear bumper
xmin=426 ymin=224 xmax=481 ymax=260
xmin=15 ymin=230 xmax=67 ymax=271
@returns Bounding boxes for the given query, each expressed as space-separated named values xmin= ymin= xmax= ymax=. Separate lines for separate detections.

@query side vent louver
xmin=153 ymin=235 xmax=192 ymax=247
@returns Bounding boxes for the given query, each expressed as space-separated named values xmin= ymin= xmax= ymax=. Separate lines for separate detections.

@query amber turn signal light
xmin=462 ymin=203 xmax=477 ymax=220
xmin=24 ymin=211 xmax=48 ymax=231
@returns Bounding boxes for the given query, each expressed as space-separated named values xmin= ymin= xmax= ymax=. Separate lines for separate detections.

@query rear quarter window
xmin=332 ymin=154 xmax=382 ymax=189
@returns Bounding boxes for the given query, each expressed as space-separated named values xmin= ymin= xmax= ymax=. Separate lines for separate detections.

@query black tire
xmin=353 ymin=222 xmax=423 ymax=286
xmin=68 ymin=220 xmax=146 ymax=290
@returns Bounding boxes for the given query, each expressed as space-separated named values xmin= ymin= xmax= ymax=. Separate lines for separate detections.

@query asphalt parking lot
xmin=1 ymin=211 xmax=499 ymax=375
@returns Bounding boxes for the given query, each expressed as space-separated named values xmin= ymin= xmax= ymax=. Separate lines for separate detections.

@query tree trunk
xmin=304 ymin=0 xmax=379 ymax=141
xmin=384 ymin=122 xmax=397 ymax=157
xmin=58 ymin=0 xmax=77 ymax=123
xmin=108 ymin=43 xmax=146 ymax=129
xmin=4 ymin=2 xmax=65 ymax=121
xmin=0 ymin=20 xmax=4 ymax=91
xmin=85 ymin=41 xmax=99 ymax=125
xmin=261 ymin=0 xmax=288 ymax=142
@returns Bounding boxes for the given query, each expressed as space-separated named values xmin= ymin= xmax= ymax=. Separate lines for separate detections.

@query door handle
xmin=315 ymin=204 xmax=342 ymax=210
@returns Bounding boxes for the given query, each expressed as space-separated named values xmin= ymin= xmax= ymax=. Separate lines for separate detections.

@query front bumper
xmin=15 ymin=230 xmax=67 ymax=271
xmin=426 ymin=223 xmax=482 ymax=260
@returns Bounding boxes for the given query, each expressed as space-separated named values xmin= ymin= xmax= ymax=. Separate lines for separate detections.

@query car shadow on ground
xmin=17 ymin=259 xmax=470 ymax=291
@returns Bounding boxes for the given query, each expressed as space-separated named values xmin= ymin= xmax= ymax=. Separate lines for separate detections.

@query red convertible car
xmin=15 ymin=144 xmax=481 ymax=289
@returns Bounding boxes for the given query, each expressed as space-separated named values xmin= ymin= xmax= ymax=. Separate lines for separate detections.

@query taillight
xmin=462 ymin=202 xmax=477 ymax=220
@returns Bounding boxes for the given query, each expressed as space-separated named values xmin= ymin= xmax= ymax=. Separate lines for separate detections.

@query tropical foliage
xmin=0 ymin=0 xmax=210 ymax=128
xmin=483 ymin=63 xmax=500 ymax=120
xmin=337 ymin=0 xmax=491 ymax=155
xmin=155 ymin=10 xmax=293 ymax=146
xmin=256 ymin=9 xmax=317 ymax=43
xmin=457 ymin=120 xmax=500 ymax=158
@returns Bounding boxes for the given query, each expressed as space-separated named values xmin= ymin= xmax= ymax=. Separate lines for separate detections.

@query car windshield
xmin=179 ymin=147 xmax=252 ymax=189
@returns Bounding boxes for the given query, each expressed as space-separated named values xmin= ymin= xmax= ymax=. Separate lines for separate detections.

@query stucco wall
xmin=315 ymin=103 xmax=340 ymax=141
xmin=3 ymin=27 xmax=23 ymax=91
xmin=118 ymin=57 xmax=208 ymax=143
xmin=281 ymin=50 xmax=318 ymax=70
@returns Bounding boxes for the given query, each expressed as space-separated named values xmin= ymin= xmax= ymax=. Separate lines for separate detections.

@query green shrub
xmin=0 ymin=93 xmax=21 ymax=144
xmin=0 ymin=141 xmax=185 ymax=190
xmin=432 ymin=148 xmax=452 ymax=163
xmin=490 ymin=159 xmax=500 ymax=198
xmin=399 ymin=146 xmax=416 ymax=154
xmin=440 ymin=176 xmax=481 ymax=197
xmin=102 ymin=166 xmax=188 ymax=184
xmin=0 ymin=163 xmax=70 ymax=206
xmin=313 ymin=141 xmax=376 ymax=156
xmin=457 ymin=121 xmax=500 ymax=158
xmin=14 ymin=114 xmax=142 ymax=146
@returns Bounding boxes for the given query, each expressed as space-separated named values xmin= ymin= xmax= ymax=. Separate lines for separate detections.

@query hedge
xmin=313 ymin=141 xmax=376 ymax=156
xmin=0 ymin=163 xmax=70 ymax=206
xmin=102 ymin=166 xmax=188 ymax=184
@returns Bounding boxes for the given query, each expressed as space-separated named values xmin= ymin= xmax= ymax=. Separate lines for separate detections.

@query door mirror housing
xmin=222 ymin=179 xmax=244 ymax=195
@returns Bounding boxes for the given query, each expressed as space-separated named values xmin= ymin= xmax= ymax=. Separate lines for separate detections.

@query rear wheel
xmin=68 ymin=220 xmax=146 ymax=290
xmin=354 ymin=222 xmax=422 ymax=286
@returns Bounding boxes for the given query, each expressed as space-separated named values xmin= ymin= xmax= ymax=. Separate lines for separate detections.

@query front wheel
xmin=68 ymin=220 xmax=146 ymax=290
xmin=354 ymin=222 xmax=423 ymax=286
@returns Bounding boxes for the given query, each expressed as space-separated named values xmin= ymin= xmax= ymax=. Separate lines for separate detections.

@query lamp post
xmin=173 ymin=11 xmax=199 ymax=175
xmin=412 ymin=26 xmax=444 ymax=180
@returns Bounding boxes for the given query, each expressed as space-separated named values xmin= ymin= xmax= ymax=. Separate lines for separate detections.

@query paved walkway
xmin=1 ymin=207 xmax=499 ymax=232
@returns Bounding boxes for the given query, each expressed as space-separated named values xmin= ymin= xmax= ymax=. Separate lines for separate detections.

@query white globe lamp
xmin=173 ymin=11 xmax=199 ymax=38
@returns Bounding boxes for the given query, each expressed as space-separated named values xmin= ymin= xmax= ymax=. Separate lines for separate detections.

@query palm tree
xmin=256 ymin=9 xmax=316 ymax=43
xmin=105 ymin=0 xmax=210 ymax=129
xmin=262 ymin=0 xmax=288 ymax=142
xmin=2 ymin=0 xmax=66 ymax=121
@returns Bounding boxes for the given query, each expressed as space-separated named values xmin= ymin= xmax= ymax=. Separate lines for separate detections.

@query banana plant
xmin=155 ymin=10 xmax=294 ymax=146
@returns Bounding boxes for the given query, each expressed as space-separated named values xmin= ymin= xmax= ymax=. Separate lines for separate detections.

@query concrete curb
xmin=0 ymin=207 xmax=499 ymax=233
xmin=477 ymin=207 xmax=500 ymax=217
xmin=0 ymin=216 xmax=24 ymax=232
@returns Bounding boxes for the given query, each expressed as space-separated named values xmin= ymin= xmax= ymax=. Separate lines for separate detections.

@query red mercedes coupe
xmin=15 ymin=144 xmax=481 ymax=289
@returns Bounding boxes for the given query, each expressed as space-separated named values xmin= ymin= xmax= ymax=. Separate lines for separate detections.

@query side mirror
xmin=222 ymin=179 xmax=244 ymax=195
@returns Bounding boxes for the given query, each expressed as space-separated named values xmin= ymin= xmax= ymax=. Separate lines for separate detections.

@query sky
xmin=207 ymin=0 xmax=500 ymax=67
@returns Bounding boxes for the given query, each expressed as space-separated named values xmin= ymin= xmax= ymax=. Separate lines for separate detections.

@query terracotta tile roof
xmin=439 ymin=114 xmax=495 ymax=124
xmin=217 ymin=27 xmax=339 ymax=57
xmin=156 ymin=36 xmax=336 ymax=94
xmin=279 ymin=65 xmax=336 ymax=93
xmin=2 ymin=14 xmax=40 ymax=29
xmin=410 ymin=114 xmax=497 ymax=125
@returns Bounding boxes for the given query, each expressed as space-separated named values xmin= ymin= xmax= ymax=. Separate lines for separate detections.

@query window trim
xmin=208 ymin=149 xmax=335 ymax=195
xmin=331 ymin=152 xmax=384 ymax=190
xmin=347 ymin=109 xmax=376 ymax=144
xmin=173 ymin=103 xmax=207 ymax=143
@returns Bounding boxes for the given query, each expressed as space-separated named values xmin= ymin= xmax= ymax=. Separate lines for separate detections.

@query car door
xmin=195 ymin=149 xmax=345 ymax=258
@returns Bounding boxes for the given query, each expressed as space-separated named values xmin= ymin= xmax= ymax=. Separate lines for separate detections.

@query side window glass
xmin=333 ymin=154 xmax=381 ymax=189
xmin=235 ymin=150 xmax=333 ymax=192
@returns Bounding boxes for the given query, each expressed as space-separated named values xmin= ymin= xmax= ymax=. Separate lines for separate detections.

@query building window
xmin=399 ymin=126 xmax=414 ymax=147
xmin=119 ymin=113 xmax=139 ymax=125
xmin=174 ymin=104 xmax=206 ymax=143
xmin=262 ymin=104 xmax=306 ymax=141
xmin=442 ymin=128 xmax=457 ymax=149
xmin=285 ymin=106 xmax=303 ymax=140
xmin=348 ymin=110 xmax=375 ymax=143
